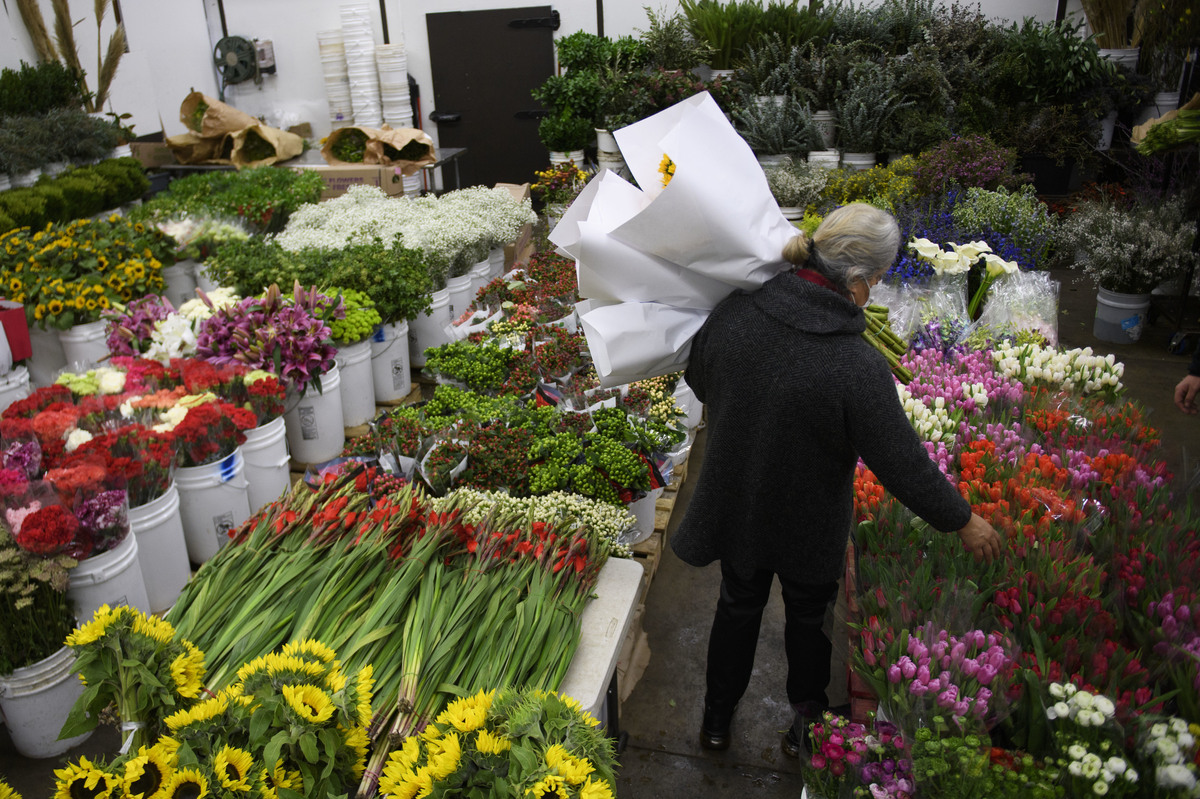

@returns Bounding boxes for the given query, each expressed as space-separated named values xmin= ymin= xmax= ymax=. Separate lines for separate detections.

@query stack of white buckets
xmin=318 ymin=29 xmax=355 ymax=129
xmin=340 ymin=0 xmax=382 ymax=128
xmin=376 ymin=43 xmax=412 ymax=128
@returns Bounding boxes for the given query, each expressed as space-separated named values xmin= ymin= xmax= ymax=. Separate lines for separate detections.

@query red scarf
xmin=794 ymin=268 xmax=843 ymax=295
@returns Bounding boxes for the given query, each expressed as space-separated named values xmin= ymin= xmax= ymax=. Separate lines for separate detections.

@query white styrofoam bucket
xmin=446 ymin=274 xmax=474 ymax=323
xmin=283 ymin=366 xmax=345 ymax=464
xmin=812 ymin=110 xmax=836 ymax=149
xmin=807 ymin=149 xmax=840 ymax=171
xmin=409 ymin=288 xmax=450 ymax=367
xmin=469 ymin=259 xmax=492 ymax=302
xmin=67 ymin=532 xmax=152 ymax=622
xmin=162 ymin=260 xmax=198 ymax=309
xmin=175 ymin=448 xmax=251 ymax=565
xmin=27 ymin=325 xmax=67 ymax=388
xmin=371 ymin=321 xmax=412 ymax=402
xmin=841 ymin=152 xmax=877 ymax=171
xmin=129 ymin=482 xmax=190 ymax=615
xmin=0 ymin=646 xmax=92 ymax=758
xmin=549 ymin=149 xmax=586 ymax=167
xmin=58 ymin=320 xmax=109 ymax=368
xmin=335 ymin=338 xmax=375 ymax=427
xmin=0 ymin=365 xmax=32 ymax=415
xmin=190 ymin=260 xmax=222 ymax=294
xmin=489 ymin=246 xmax=506 ymax=279
xmin=242 ymin=415 xmax=291 ymax=512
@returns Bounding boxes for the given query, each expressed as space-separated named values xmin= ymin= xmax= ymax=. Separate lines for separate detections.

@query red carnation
xmin=15 ymin=504 xmax=80 ymax=555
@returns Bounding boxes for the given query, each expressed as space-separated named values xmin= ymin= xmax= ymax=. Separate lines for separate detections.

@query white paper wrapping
xmin=550 ymin=92 xmax=798 ymax=386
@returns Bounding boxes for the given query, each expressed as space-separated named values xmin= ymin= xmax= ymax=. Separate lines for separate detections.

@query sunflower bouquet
xmin=0 ymin=216 xmax=173 ymax=331
xmin=159 ymin=639 xmax=373 ymax=799
xmin=60 ymin=604 xmax=207 ymax=755
xmin=378 ymin=687 xmax=618 ymax=799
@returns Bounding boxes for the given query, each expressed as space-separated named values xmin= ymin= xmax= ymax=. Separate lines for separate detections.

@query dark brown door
xmin=426 ymin=7 xmax=556 ymax=189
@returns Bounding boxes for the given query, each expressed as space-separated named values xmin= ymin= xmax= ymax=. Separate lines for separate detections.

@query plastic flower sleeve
xmin=976 ymin=270 xmax=1061 ymax=347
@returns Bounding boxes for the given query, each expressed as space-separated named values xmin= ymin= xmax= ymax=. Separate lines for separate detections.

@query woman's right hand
xmin=957 ymin=513 xmax=1002 ymax=562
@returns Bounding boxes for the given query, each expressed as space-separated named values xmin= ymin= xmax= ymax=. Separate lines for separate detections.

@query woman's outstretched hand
xmin=957 ymin=513 xmax=1003 ymax=562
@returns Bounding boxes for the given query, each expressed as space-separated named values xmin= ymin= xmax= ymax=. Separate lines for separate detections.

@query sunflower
xmin=355 ymin=664 xmax=375 ymax=725
xmin=0 ymin=779 xmax=22 ymax=799
xmin=53 ymin=757 xmax=116 ymax=799
xmin=132 ymin=612 xmax=176 ymax=645
xmin=342 ymin=724 xmax=370 ymax=776
xmin=162 ymin=768 xmax=209 ymax=799
xmin=325 ymin=666 xmax=347 ymax=693
xmin=85 ymin=299 xmax=98 ymax=311
xmin=377 ymin=764 xmax=422 ymax=799
xmin=47 ymin=298 xmax=65 ymax=316
xmin=281 ymin=683 xmax=335 ymax=724
xmin=281 ymin=639 xmax=337 ymax=664
xmin=544 ymin=745 xmax=594 ymax=786
xmin=213 ymin=745 xmax=253 ymax=793
xmin=8 ymin=278 xmax=21 ymax=293
xmin=66 ymin=605 xmax=132 ymax=648
xmin=437 ymin=696 xmax=486 ymax=734
xmin=263 ymin=653 xmax=326 ymax=680
xmin=121 ymin=747 xmax=173 ymax=799
xmin=169 ymin=640 xmax=206 ymax=699
xmin=577 ymin=777 xmax=615 ymax=799
xmin=388 ymin=736 xmax=422 ymax=772
xmin=474 ymin=729 xmax=512 ymax=755
xmin=526 ymin=774 xmax=568 ymax=798
xmin=33 ymin=305 xmax=46 ymax=321
xmin=164 ymin=694 xmax=228 ymax=732
xmin=254 ymin=762 xmax=303 ymax=799
xmin=426 ymin=732 xmax=461 ymax=781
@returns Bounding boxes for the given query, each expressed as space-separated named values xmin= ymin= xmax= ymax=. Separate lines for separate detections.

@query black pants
xmin=704 ymin=561 xmax=840 ymax=716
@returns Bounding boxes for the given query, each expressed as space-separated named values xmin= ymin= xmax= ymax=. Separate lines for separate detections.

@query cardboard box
xmin=128 ymin=141 xmax=177 ymax=169
xmin=496 ymin=183 xmax=534 ymax=270
xmin=291 ymin=164 xmax=407 ymax=201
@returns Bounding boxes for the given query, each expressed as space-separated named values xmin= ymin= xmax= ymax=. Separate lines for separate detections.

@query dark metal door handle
xmin=509 ymin=10 xmax=560 ymax=30
xmin=429 ymin=110 xmax=461 ymax=125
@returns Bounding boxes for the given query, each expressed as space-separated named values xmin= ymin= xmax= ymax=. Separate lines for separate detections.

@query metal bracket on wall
xmin=509 ymin=10 xmax=560 ymax=30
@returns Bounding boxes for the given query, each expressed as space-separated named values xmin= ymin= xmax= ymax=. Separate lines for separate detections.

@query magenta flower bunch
xmin=803 ymin=711 xmax=871 ymax=797
xmin=879 ymin=625 xmax=1019 ymax=734
xmin=196 ymin=282 xmax=341 ymax=394
xmin=902 ymin=348 xmax=1025 ymax=421
xmin=103 ymin=295 xmax=174 ymax=357
xmin=857 ymin=719 xmax=913 ymax=799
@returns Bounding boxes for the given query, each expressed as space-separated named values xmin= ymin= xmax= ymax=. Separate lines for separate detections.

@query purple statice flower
xmin=103 ymin=295 xmax=175 ymax=356
xmin=75 ymin=489 xmax=130 ymax=554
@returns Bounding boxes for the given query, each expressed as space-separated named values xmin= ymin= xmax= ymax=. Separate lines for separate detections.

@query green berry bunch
xmin=423 ymin=341 xmax=517 ymax=392
xmin=327 ymin=287 xmax=383 ymax=344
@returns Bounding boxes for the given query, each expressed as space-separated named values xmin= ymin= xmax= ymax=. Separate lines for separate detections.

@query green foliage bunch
xmin=132 ymin=167 xmax=325 ymax=234
xmin=733 ymin=95 xmax=823 ymax=156
xmin=323 ymin=287 xmax=381 ymax=344
xmin=423 ymin=340 xmax=520 ymax=393
xmin=831 ymin=0 xmax=937 ymax=54
xmin=0 ymin=522 xmax=76 ymax=674
xmin=0 ymin=157 xmax=147 ymax=233
xmin=952 ymin=185 xmax=1057 ymax=269
xmin=0 ymin=108 xmax=121 ymax=175
xmin=0 ymin=60 xmax=83 ymax=117
xmin=678 ymin=0 xmax=766 ymax=70
xmin=835 ymin=58 xmax=914 ymax=153
xmin=637 ymin=6 xmax=714 ymax=71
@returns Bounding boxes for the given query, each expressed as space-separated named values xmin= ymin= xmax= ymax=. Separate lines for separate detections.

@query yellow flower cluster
xmin=820 ymin=157 xmax=918 ymax=215
xmin=379 ymin=689 xmax=615 ymax=799
xmin=0 ymin=216 xmax=171 ymax=330
xmin=658 ymin=154 xmax=676 ymax=188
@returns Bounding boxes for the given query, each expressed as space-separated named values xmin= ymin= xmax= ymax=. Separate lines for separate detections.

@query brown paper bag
xmin=230 ymin=123 xmax=305 ymax=168
xmin=165 ymin=131 xmax=230 ymax=165
xmin=1131 ymin=92 xmax=1200 ymax=145
xmin=180 ymin=91 xmax=260 ymax=138
xmin=322 ymin=125 xmax=437 ymax=175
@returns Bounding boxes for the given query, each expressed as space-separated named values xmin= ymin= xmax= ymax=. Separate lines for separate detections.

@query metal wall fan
xmin=213 ymin=35 xmax=260 ymax=101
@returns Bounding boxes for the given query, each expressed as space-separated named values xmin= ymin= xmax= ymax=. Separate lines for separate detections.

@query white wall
xmin=2 ymin=0 xmax=1077 ymax=158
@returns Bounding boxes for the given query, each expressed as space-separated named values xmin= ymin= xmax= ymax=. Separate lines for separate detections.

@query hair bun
xmin=782 ymin=232 xmax=812 ymax=266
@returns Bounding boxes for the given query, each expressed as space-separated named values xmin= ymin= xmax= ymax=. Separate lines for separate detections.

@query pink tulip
xmin=887 ymin=664 xmax=902 ymax=683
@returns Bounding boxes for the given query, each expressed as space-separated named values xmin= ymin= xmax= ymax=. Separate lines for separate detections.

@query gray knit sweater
xmin=671 ymin=271 xmax=972 ymax=584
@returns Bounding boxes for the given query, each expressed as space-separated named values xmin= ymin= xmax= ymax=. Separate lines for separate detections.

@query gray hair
xmin=782 ymin=203 xmax=900 ymax=294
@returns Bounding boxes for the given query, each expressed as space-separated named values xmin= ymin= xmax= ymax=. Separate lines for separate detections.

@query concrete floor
xmin=4 ymin=268 xmax=1199 ymax=797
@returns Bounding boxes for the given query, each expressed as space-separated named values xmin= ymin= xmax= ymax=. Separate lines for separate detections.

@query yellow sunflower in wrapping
xmin=0 ymin=780 xmax=20 ymax=799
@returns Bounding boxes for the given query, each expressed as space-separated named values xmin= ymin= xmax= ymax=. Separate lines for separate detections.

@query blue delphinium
xmin=888 ymin=190 xmax=964 ymax=282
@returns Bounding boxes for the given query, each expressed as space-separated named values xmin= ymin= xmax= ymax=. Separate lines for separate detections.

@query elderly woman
xmin=672 ymin=202 xmax=1002 ymax=756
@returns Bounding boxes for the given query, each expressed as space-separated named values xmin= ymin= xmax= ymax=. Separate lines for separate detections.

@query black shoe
xmin=781 ymin=724 xmax=805 ymax=760
xmin=700 ymin=704 xmax=733 ymax=751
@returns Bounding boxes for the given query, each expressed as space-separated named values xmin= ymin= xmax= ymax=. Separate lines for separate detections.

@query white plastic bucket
xmin=549 ymin=150 xmax=586 ymax=167
xmin=371 ymin=321 xmax=412 ymax=402
xmin=129 ymin=482 xmax=190 ymax=614
xmin=446 ymin=274 xmax=474 ymax=322
xmin=27 ymin=325 xmax=68 ymax=388
xmin=409 ymin=288 xmax=451 ymax=367
xmin=489 ymin=247 xmax=506 ymax=279
xmin=841 ymin=152 xmax=876 ymax=171
xmin=595 ymin=128 xmax=618 ymax=153
xmin=242 ymin=415 xmax=291 ymax=512
xmin=812 ymin=110 xmax=836 ymax=149
xmin=807 ymin=150 xmax=841 ymax=171
xmin=191 ymin=260 xmax=222 ymax=294
xmin=469 ymin=259 xmax=492 ymax=301
xmin=283 ymin=366 xmax=345 ymax=464
xmin=0 ymin=646 xmax=92 ymax=758
xmin=335 ymin=338 xmax=375 ymax=427
xmin=58 ymin=320 xmax=109 ymax=368
xmin=162 ymin=260 xmax=198 ymax=309
xmin=175 ymin=449 xmax=251 ymax=565
xmin=1094 ymin=288 xmax=1151 ymax=343
xmin=67 ymin=533 xmax=152 ymax=622
xmin=597 ymin=151 xmax=627 ymax=178
xmin=1134 ymin=91 xmax=1181 ymax=127
xmin=0 ymin=365 xmax=31 ymax=414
